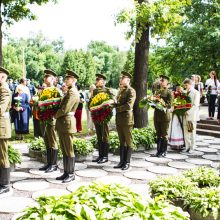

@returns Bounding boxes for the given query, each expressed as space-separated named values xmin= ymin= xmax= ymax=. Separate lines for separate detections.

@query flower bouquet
xmin=38 ymin=87 xmax=62 ymax=121
xmin=89 ymin=92 xmax=114 ymax=124
xmin=139 ymin=95 xmax=166 ymax=112
xmin=173 ymin=91 xmax=192 ymax=116
xmin=14 ymin=96 xmax=22 ymax=107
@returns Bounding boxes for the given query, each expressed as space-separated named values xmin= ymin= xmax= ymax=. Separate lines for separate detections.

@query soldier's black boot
xmin=56 ymin=155 xmax=68 ymax=180
xmin=39 ymin=148 xmax=51 ymax=171
xmin=161 ymin=138 xmax=168 ymax=157
xmin=0 ymin=167 xmax=10 ymax=194
xmin=121 ymin=147 xmax=131 ymax=170
xmin=97 ymin=142 xmax=109 ymax=164
xmin=92 ymin=142 xmax=102 ymax=162
xmin=114 ymin=146 xmax=125 ymax=169
xmin=63 ymin=157 xmax=75 ymax=183
xmin=45 ymin=149 xmax=58 ymax=173
xmin=151 ymin=138 xmax=162 ymax=157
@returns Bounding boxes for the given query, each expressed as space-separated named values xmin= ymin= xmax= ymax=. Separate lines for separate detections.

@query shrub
xmin=8 ymin=144 xmax=22 ymax=164
xmin=28 ymin=137 xmax=45 ymax=151
xmin=73 ymin=138 xmax=94 ymax=156
xmin=16 ymin=182 xmax=190 ymax=220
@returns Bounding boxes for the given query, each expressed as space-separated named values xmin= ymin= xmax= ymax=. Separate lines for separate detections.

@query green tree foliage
xmin=0 ymin=0 xmax=58 ymax=65
xmin=61 ymin=49 xmax=97 ymax=88
xmin=151 ymin=0 xmax=220 ymax=82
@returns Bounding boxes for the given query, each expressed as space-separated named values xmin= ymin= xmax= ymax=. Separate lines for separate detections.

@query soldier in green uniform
xmin=39 ymin=70 xmax=60 ymax=173
xmin=152 ymin=75 xmax=172 ymax=157
xmin=55 ymin=70 xmax=80 ymax=183
xmin=91 ymin=73 xmax=113 ymax=164
xmin=0 ymin=67 xmax=11 ymax=194
xmin=114 ymin=71 xmax=136 ymax=170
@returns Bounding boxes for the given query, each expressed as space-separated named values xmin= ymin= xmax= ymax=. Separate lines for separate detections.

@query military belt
xmin=67 ymin=112 xmax=75 ymax=116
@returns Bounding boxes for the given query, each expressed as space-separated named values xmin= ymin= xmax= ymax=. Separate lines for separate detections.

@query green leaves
xmin=8 ymin=144 xmax=22 ymax=164
xmin=73 ymin=138 xmax=94 ymax=156
xmin=17 ymin=182 xmax=190 ymax=220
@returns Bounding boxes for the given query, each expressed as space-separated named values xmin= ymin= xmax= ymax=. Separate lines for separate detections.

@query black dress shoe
xmin=0 ymin=186 xmax=10 ymax=194
xmin=39 ymin=164 xmax=50 ymax=171
xmin=92 ymin=157 xmax=101 ymax=162
xmin=62 ymin=174 xmax=75 ymax=183
xmin=45 ymin=165 xmax=58 ymax=173
xmin=121 ymin=163 xmax=130 ymax=170
xmin=56 ymin=172 xmax=68 ymax=180
xmin=97 ymin=157 xmax=108 ymax=164
xmin=113 ymin=162 xmax=124 ymax=169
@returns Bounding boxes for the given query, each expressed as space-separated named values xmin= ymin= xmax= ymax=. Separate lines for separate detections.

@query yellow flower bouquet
xmin=89 ymin=92 xmax=114 ymax=124
xmin=38 ymin=87 xmax=62 ymax=121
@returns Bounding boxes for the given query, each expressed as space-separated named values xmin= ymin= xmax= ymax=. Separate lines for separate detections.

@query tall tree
xmin=0 ymin=0 xmax=57 ymax=65
xmin=116 ymin=0 xmax=189 ymax=128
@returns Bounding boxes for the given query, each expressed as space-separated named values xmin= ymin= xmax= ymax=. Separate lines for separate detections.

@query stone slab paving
xmin=209 ymin=145 xmax=220 ymax=150
xmin=195 ymin=147 xmax=218 ymax=153
xmin=32 ymin=188 xmax=70 ymax=199
xmin=202 ymin=136 xmax=215 ymax=140
xmin=76 ymin=169 xmax=108 ymax=178
xmin=196 ymin=142 xmax=210 ymax=147
xmin=67 ymin=182 xmax=92 ymax=192
xmin=131 ymin=160 xmax=155 ymax=168
xmin=202 ymin=155 xmax=220 ymax=162
xmin=96 ymin=175 xmax=131 ymax=185
xmin=165 ymin=154 xmax=189 ymax=160
xmin=180 ymin=150 xmax=204 ymax=157
xmin=13 ymin=179 xmax=50 ymax=192
xmin=185 ymin=158 xmax=213 ymax=166
xmin=168 ymin=161 xmax=198 ymax=170
xmin=83 ymin=161 xmax=112 ymax=167
xmin=144 ymin=149 xmax=157 ymax=155
xmin=16 ymin=161 xmax=44 ymax=169
xmin=29 ymin=169 xmax=61 ymax=178
xmin=129 ymin=184 xmax=150 ymax=197
xmin=205 ymin=140 xmax=220 ymax=145
xmin=145 ymin=156 xmax=173 ymax=164
xmin=147 ymin=166 xmax=178 ymax=175
xmin=131 ymin=153 xmax=148 ymax=159
xmin=124 ymin=171 xmax=157 ymax=181
xmin=10 ymin=172 xmax=32 ymax=182
xmin=21 ymin=156 xmax=32 ymax=162
xmin=46 ymin=176 xmax=80 ymax=185
xmin=12 ymin=143 xmax=29 ymax=155
xmin=211 ymin=162 xmax=220 ymax=169
xmin=0 ymin=189 xmax=13 ymax=199
xmin=0 ymin=197 xmax=36 ymax=213
xmin=102 ymin=166 xmax=132 ymax=173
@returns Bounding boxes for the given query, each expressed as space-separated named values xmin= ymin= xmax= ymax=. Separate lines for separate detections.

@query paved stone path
xmin=0 ymin=135 xmax=220 ymax=220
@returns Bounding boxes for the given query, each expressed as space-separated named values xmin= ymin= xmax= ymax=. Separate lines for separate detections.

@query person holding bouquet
xmin=12 ymin=85 xmax=30 ymax=140
xmin=55 ymin=70 xmax=80 ymax=183
xmin=91 ymin=73 xmax=113 ymax=164
xmin=152 ymin=75 xmax=172 ymax=157
xmin=114 ymin=71 xmax=136 ymax=170
xmin=39 ymin=70 xmax=60 ymax=173
xmin=0 ymin=67 xmax=11 ymax=194
xmin=183 ymin=79 xmax=200 ymax=153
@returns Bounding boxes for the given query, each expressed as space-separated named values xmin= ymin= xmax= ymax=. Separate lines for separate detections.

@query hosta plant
xmin=183 ymin=167 xmax=220 ymax=187
xmin=73 ymin=138 xmax=94 ymax=156
xmin=8 ymin=144 xmax=22 ymax=164
xmin=28 ymin=137 xmax=45 ymax=151
xmin=16 ymin=182 xmax=190 ymax=220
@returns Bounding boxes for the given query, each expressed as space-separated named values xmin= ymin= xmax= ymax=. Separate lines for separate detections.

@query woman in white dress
xmin=168 ymin=85 xmax=185 ymax=150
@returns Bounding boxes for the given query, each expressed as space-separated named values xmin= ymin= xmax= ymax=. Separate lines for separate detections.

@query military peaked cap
xmin=96 ymin=73 xmax=107 ymax=80
xmin=121 ymin=71 xmax=132 ymax=79
xmin=44 ymin=69 xmax=57 ymax=77
xmin=0 ymin=67 xmax=10 ymax=76
xmin=159 ymin=74 xmax=170 ymax=81
xmin=66 ymin=70 xmax=79 ymax=79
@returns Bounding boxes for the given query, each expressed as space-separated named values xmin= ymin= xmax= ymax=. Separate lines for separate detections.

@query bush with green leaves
xmin=8 ymin=144 xmax=22 ymax=164
xmin=28 ymin=137 xmax=45 ymax=151
xmin=73 ymin=138 xmax=94 ymax=156
xmin=183 ymin=167 xmax=220 ymax=187
xmin=149 ymin=175 xmax=197 ymax=201
xmin=184 ymin=187 xmax=220 ymax=219
xmin=16 ymin=182 xmax=190 ymax=220
xmin=91 ymin=127 xmax=155 ymax=152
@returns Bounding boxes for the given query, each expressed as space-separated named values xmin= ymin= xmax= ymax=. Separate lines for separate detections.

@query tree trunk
xmin=133 ymin=0 xmax=149 ymax=128
xmin=0 ymin=2 xmax=2 ymax=66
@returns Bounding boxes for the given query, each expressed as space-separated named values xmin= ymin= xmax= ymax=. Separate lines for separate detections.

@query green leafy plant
xmin=8 ymin=144 xmax=22 ymax=164
xmin=28 ymin=137 xmax=45 ymax=151
xmin=184 ymin=187 xmax=220 ymax=219
xmin=73 ymin=138 xmax=94 ymax=156
xmin=17 ymin=182 xmax=190 ymax=220
xmin=183 ymin=167 xmax=220 ymax=187
xmin=149 ymin=175 xmax=197 ymax=201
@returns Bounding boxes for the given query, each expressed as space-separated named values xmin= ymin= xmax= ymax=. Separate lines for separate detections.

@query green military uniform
xmin=114 ymin=71 xmax=136 ymax=170
xmin=55 ymin=70 xmax=80 ymax=183
xmin=153 ymin=76 xmax=172 ymax=157
xmin=0 ymin=67 xmax=11 ymax=194
xmin=91 ymin=74 xmax=113 ymax=163
xmin=39 ymin=70 xmax=59 ymax=173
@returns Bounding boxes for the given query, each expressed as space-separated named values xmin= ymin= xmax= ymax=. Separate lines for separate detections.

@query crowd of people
xmin=0 ymin=67 xmax=136 ymax=195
